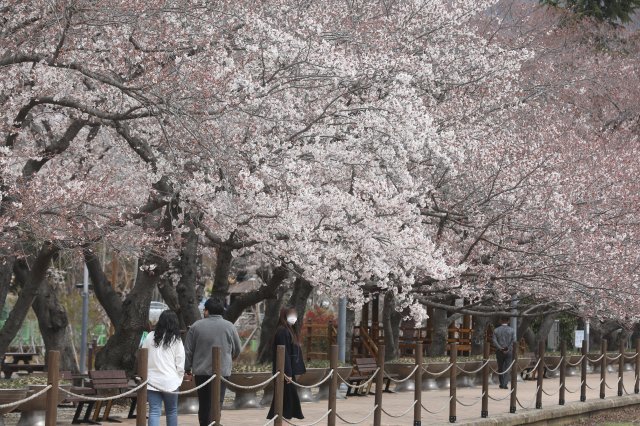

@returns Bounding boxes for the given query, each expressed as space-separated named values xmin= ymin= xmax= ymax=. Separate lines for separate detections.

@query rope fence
xmin=282 ymin=410 xmax=332 ymax=426
xmin=0 ymin=385 xmax=52 ymax=409
xmin=383 ymin=365 xmax=420 ymax=383
xmin=59 ymin=380 xmax=148 ymax=402
xmin=150 ymin=374 xmax=216 ymax=394
xmin=422 ymin=363 xmax=454 ymax=377
xmin=544 ymin=357 xmax=564 ymax=372
xmin=337 ymin=368 xmax=379 ymax=390
xmin=381 ymin=400 xmax=417 ymax=418
xmin=489 ymin=359 xmax=517 ymax=375
xmin=335 ymin=404 xmax=378 ymax=424
xmin=220 ymin=373 xmax=279 ymax=391
xmin=291 ymin=370 xmax=333 ymax=389
xmin=421 ymin=396 xmax=453 ymax=414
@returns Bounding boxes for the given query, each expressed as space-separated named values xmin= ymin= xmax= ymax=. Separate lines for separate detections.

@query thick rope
xmin=220 ymin=373 xmax=279 ymax=391
xmin=336 ymin=368 xmax=380 ymax=390
xmin=263 ymin=415 xmax=278 ymax=426
xmin=381 ymin=400 xmax=416 ymax=418
xmin=282 ymin=410 xmax=332 ymax=426
xmin=150 ymin=374 xmax=216 ymax=394
xmin=456 ymin=393 xmax=484 ymax=407
xmin=487 ymin=388 xmax=514 ymax=401
xmin=607 ymin=354 xmax=622 ymax=361
xmin=605 ymin=378 xmax=616 ymax=390
xmin=624 ymin=353 xmax=639 ymax=360
xmin=0 ymin=385 xmax=52 ymax=409
xmin=384 ymin=365 xmax=420 ymax=383
xmin=489 ymin=359 xmax=517 ymax=375
xmin=564 ymin=383 xmax=579 ymax=394
xmin=456 ymin=360 xmax=490 ymax=375
xmin=566 ymin=356 xmax=585 ymax=367
xmin=583 ymin=379 xmax=600 ymax=391
xmin=335 ymin=404 xmax=377 ymax=424
xmin=207 ymin=421 xmax=216 ymax=426
xmin=421 ymin=396 xmax=453 ymax=414
xmin=291 ymin=370 xmax=333 ymax=389
xmin=544 ymin=357 xmax=564 ymax=372
xmin=587 ymin=354 xmax=605 ymax=363
xmin=516 ymin=386 xmax=539 ymax=409
xmin=422 ymin=364 xmax=453 ymax=377
xmin=542 ymin=384 xmax=562 ymax=396
xmin=59 ymin=380 xmax=148 ymax=402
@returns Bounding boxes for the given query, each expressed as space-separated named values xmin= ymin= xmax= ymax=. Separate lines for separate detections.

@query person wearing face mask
xmin=267 ymin=306 xmax=306 ymax=421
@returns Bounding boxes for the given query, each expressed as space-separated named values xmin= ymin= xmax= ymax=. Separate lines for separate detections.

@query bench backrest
xmin=89 ymin=370 xmax=129 ymax=389
xmin=355 ymin=357 xmax=378 ymax=374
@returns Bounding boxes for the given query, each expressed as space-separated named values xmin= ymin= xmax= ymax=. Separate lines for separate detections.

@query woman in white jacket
xmin=141 ymin=310 xmax=185 ymax=426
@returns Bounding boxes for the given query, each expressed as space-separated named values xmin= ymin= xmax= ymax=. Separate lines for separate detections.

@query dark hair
xmin=204 ymin=298 xmax=225 ymax=316
xmin=277 ymin=306 xmax=300 ymax=344
xmin=500 ymin=317 xmax=510 ymax=324
xmin=153 ymin=310 xmax=181 ymax=349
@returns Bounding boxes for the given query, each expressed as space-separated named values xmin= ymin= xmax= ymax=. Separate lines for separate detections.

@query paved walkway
xmin=112 ymin=368 xmax=636 ymax=426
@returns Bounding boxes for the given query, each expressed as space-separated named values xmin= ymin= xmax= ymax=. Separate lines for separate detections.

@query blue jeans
xmin=147 ymin=389 xmax=178 ymax=426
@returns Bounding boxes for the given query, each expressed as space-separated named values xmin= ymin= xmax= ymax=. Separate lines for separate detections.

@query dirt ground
xmin=568 ymin=405 xmax=640 ymax=425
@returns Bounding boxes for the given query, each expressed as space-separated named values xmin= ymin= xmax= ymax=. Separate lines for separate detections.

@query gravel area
xmin=568 ymin=405 xmax=640 ymax=425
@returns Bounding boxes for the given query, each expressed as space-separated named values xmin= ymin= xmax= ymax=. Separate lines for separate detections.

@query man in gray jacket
xmin=492 ymin=317 xmax=517 ymax=389
xmin=185 ymin=298 xmax=241 ymax=426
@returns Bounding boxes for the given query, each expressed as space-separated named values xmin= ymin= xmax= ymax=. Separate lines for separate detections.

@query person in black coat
xmin=267 ymin=306 xmax=305 ymax=420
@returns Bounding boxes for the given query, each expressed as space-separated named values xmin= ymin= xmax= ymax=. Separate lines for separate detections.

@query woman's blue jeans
xmin=147 ymin=389 xmax=178 ymax=426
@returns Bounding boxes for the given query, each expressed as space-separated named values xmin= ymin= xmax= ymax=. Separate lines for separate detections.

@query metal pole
xmin=585 ymin=320 xmax=590 ymax=353
xmin=510 ymin=298 xmax=518 ymax=340
xmin=80 ymin=264 xmax=89 ymax=374
xmin=338 ymin=298 xmax=347 ymax=363
xmin=414 ymin=341 xmax=423 ymax=426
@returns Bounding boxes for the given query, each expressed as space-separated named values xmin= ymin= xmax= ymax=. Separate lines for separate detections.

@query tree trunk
xmin=257 ymin=286 xmax=287 ymax=364
xmin=535 ymin=313 xmax=559 ymax=346
xmin=175 ymin=227 xmax=202 ymax=327
xmin=157 ymin=276 xmax=182 ymax=327
xmin=345 ymin=306 xmax=355 ymax=363
xmin=471 ymin=316 xmax=492 ymax=355
xmin=0 ymin=255 xmax=14 ymax=316
xmin=225 ymin=265 xmax=288 ymax=324
xmin=95 ymin=255 xmax=164 ymax=373
xmin=0 ymin=243 xmax=58 ymax=355
xmin=287 ymin=277 xmax=312 ymax=336
xmin=211 ymin=245 xmax=233 ymax=302
xmin=427 ymin=308 xmax=449 ymax=357
xmin=31 ymin=276 xmax=79 ymax=372
xmin=84 ymin=250 xmax=123 ymax=328
xmin=383 ymin=291 xmax=401 ymax=361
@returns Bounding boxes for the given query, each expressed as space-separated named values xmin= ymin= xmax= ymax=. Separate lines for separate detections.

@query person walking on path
xmin=185 ymin=298 xmax=241 ymax=426
xmin=492 ymin=317 xmax=517 ymax=389
xmin=141 ymin=310 xmax=185 ymax=426
xmin=267 ymin=306 xmax=306 ymax=421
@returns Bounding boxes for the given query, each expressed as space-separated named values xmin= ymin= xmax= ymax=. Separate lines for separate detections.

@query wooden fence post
xmin=618 ymin=340 xmax=625 ymax=397
xmin=559 ymin=341 xmax=566 ymax=405
xmin=414 ymin=341 xmax=423 ymax=426
xmin=580 ymin=341 xmax=587 ymax=402
xmin=600 ymin=339 xmax=607 ymax=399
xmin=449 ymin=342 xmax=457 ymax=423
xmin=45 ymin=351 xmax=60 ymax=426
xmin=635 ymin=339 xmax=640 ymax=394
xmin=212 ymin=346 xmax=222 ymax=424
xmin=481 ymin=340 xmax=489 ymax=418
xmin=136 ymin=348 xmax=148 ymax=426
xmin=510 ymin=341 xmax=518 ymax=413
xmin=274 ymin=345 xmax=285 ymax=426
xmin=374 ymin=344 xmax=385 ymax=426
xmin=536 ymin=340 xmax=544 ymax=409
xmin=328 ymin=345 xmax=337 ymax=426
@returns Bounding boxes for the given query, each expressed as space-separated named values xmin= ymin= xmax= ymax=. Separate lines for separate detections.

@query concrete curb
xmin=451 ymin=394 xmax=640 ymax=426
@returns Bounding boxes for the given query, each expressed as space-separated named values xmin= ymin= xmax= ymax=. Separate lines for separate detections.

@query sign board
xmin=575 ymin=330 xmax=585 ymax=348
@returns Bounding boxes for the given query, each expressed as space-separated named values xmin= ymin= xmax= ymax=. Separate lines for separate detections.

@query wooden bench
xmin=69 ymin=370 xmax=137 ymax=424
xmin=346 ymin=357 xmax=396 ymax=396
xmin=0 ymin=353 xmax=45 ymax=378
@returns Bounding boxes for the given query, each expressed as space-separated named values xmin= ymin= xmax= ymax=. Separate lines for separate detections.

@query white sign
xmin=575 ymin=330 xmax=585 ymax=348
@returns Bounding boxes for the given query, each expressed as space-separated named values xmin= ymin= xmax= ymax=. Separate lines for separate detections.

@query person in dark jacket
xmin=267 ymin=306 xmax=305 ymax=420
xmin=492 ymin=317 xmax=517 ymax=389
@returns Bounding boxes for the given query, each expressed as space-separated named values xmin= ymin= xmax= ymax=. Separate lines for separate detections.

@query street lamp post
xmin=79 ymin=265 xmax=89 ymax=374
